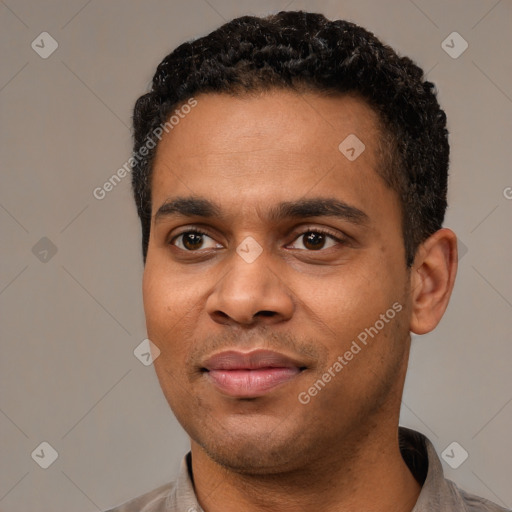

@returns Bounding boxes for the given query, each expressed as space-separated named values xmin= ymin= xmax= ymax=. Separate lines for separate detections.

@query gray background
xmin=1 ymin=0 xmax=511 ymax=510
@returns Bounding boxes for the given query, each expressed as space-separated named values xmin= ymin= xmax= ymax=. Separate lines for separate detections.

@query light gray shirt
xmin=106 ymin=427 xmax=509 ymax=512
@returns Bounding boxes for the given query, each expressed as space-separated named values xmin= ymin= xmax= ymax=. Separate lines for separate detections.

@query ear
xmin=410 ymin=228 xmax=458 ymax=335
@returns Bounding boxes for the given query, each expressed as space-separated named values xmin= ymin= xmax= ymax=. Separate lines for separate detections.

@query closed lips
xmin=202 ymin=349 xmax=306 ymax=371
xmin=202 ymin=349 xmax=306 ymax=398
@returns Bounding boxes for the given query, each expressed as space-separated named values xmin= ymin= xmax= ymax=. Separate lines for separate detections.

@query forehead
xmin=153 ymin=90 xmax=381 ymax=162
xmin=150 ymin=90 xmax=391 ymax=221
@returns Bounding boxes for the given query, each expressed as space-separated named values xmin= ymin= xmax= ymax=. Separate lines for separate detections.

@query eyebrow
xmin=154 ymin=196 xmax=370 ymax=225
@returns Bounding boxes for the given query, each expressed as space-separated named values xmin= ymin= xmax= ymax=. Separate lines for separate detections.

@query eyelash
xmin=169 ymin=226 xmax=347 ymax=251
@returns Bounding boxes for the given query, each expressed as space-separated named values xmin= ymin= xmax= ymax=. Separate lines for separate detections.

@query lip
xmin=202 ymin=349 xmax=306 ymax=398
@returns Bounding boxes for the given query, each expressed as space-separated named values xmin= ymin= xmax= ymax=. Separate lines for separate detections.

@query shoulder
xmin=104 ymin=452 xmax=199 ymax=512
xmin=453 ymin=482 xmax=510 ymax=512
xmin=398 ymin=427 xmax=509 ymax=512
xmin=105 ymin=481 xmax=176 ymax=512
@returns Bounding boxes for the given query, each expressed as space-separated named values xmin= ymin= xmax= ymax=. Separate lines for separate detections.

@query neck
xmin=190 ymin=424 xmax=421 ymax=512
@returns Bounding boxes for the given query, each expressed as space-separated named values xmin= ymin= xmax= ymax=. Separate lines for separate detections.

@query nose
xmin=205 ymin=248 xmax=295 ymax=327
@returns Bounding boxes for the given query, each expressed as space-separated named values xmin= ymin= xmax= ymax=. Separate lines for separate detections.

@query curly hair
xmin=132 ymin=10 xmax=449 ymax=266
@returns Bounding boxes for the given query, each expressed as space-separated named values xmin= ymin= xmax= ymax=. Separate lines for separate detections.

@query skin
xmin=142 ymin=90 xmax=458 ymax=512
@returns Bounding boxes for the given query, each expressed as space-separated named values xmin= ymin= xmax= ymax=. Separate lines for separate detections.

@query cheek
xmin=142 ymin=261 xmax=190 ymax=365
xmin=143 ymin=255 xmax=201 ymax=324
xmin=299 ymin=258 xmax=402 ymax=342
xmin=143 ymin=262 xmax=195 ymax=409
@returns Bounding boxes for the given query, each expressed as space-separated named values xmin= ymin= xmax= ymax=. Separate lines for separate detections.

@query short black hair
xmin=131 ymin=10 xmax=449 ymax=266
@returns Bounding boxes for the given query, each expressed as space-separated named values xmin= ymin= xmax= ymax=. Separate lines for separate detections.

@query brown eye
xmin=303 ymin=232 xmax=327 ymax=250
xmin=171 ymin=230 xmax=220 ymax=251
xmin=182 ymin=232 xmax=205 ymax=250
xmin=289 ymin=230 xmax=339 ymax=251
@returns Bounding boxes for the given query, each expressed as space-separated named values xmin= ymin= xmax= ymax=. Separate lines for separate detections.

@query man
xmin=107 ymin=10 xmax=508 ymax=512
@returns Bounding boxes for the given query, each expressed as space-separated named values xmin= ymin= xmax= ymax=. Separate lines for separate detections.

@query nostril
xmin=209 ymin=311 xmax=231 ymax=324
xmin=258 ymin=310 xmax=276 ymax=317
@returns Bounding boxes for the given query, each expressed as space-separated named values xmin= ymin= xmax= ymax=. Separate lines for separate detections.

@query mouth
xmin=201 ymin=349 xmax=307 ymax=398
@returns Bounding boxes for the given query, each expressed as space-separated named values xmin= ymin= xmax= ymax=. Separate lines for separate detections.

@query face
xmin=143 ymin=90 xmax=413 ymax=474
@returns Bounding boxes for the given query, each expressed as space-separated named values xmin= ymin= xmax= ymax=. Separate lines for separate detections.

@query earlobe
xmin=410 ymin=228 xmax=458 ymax=335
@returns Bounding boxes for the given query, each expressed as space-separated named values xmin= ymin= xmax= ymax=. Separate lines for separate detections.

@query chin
xmin=203 ymin=437 xmax=302 ymax=475
xmin=190 ymin=412 xmax=318 ymax=475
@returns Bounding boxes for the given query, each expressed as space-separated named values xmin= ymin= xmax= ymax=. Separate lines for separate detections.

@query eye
xmin=288 ymin=229 xmax=343 ymax=251
xmin=171 ymin=229 xmax=222 ymax=251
